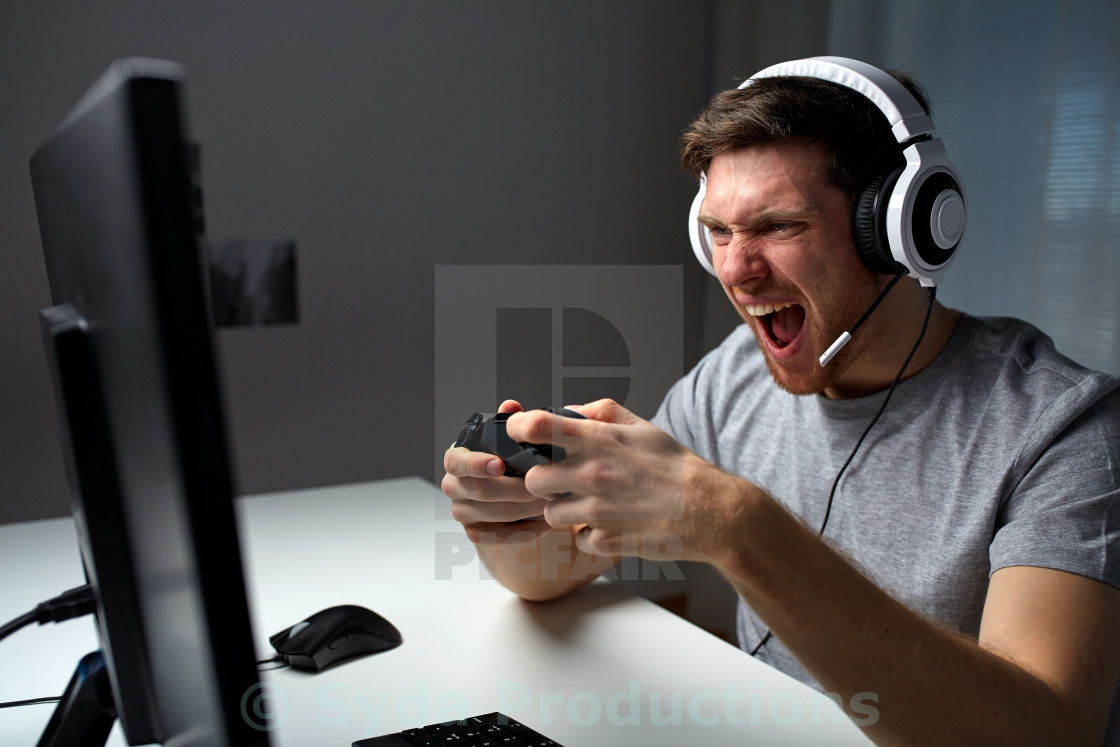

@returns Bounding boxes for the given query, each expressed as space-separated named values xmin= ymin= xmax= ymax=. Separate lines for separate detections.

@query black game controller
xmin=453 ymin=407 xmax=586 ymax=477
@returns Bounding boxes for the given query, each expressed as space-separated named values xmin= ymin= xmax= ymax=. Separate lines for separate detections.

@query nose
xmin=715 ymin=236 xmax=770 ymax=288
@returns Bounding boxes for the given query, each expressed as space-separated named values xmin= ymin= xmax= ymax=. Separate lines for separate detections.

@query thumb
xmin=497 ymin=399 xmax=524 ymax=414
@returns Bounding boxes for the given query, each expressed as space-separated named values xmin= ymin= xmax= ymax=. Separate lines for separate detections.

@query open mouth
xmin=744 ymin=302 xmax=806 ymax=351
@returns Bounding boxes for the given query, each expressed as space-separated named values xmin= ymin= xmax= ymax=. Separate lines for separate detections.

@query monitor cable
xmin=0 ymin=584 xmax=96 ymax=710
xmin=0 ymin=590 xmax=288 ymax=713
xmin=749 ymin=284 xmax=937 ymax=657
xmin=0 ymin=584 xmax=96 ymax=644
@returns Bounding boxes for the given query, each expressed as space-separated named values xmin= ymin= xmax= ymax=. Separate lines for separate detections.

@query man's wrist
xmin=476 ymin=525 xmax=612 ymax=601
xmin=680 ymin=456 xmax=765 ymax=570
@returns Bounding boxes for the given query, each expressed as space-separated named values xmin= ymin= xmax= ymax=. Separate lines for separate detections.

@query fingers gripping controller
xmin=453 ymin=408 xmax=586 ymax=477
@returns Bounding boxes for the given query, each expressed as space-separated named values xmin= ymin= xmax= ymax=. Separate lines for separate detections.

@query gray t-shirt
xmin=652 ymin=313 xmax=1120 ymax=736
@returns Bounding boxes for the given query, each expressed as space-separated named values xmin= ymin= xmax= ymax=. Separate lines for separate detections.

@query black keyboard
xmin=352 ymin=711 xmax=565 ymax=746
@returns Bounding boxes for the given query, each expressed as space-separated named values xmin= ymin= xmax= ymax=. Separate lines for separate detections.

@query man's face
xmin=698 ymin=142 xmax=889 ymax=396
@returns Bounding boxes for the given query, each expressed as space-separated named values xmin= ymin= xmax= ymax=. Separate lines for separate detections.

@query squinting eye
xmin=703 ymin=229 xmax=730 ymax=246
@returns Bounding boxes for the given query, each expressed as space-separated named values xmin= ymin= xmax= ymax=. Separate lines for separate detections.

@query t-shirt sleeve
xmin=651 ymin=366 xmax=700 ymax=453
xmin=989 ymin=386 xmax=1120 ymax=591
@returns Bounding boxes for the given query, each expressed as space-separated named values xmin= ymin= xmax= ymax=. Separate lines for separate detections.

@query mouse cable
xmin=0 ymin=696 xmax=63 ymax=709
xmin=0 ymin=656 xmax=288 ymax=710
xmin=0 ymin=584 xmax=97 ymax=645
xmin=256 ymin=655 xmax=288 ymax=671
xmin=750 ymin=286 xmax=937 ymax=658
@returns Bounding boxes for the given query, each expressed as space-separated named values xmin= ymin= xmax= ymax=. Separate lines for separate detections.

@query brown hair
xmin=680 ymin=72 xmax=932 ymax=205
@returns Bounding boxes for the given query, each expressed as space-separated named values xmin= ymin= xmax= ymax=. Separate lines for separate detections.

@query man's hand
xmin=442 ymin=400 xmax=553 ymax=546
xmin=442 ymin=400 xmax=622 ymax=601
xmin=505 ymin=399 xmax=730 ymax=563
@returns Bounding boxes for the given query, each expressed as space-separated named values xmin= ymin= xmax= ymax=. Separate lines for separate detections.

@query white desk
xmin=1 ymin=478 xmax=873 ymax=746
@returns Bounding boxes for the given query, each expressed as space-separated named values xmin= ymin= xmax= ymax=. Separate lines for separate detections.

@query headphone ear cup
xmin=852 ymin=168 xmax=907 ymax=275
xmin=852 ymin=176 xmax=883 ymax=270
xmin=688 ymin=173 xmax=717 ymax=276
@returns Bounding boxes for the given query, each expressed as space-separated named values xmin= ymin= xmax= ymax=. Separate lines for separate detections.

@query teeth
xmin=743 ymin=302 xmax=793 ymax=317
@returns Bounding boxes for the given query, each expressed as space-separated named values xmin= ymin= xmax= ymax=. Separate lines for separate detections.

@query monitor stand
xmin=37 ymin=651 xmax=117 ymax=747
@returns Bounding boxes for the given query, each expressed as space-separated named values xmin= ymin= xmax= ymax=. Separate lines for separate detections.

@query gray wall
xmin=2 ymin=0 xmax=845 ymax=525
xmin=0 ymin=0 xmax=736 ymax=524
xmin=4 ymin=0 xmax=1114 ymax=531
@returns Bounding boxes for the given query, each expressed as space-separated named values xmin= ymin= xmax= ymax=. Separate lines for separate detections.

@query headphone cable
xmin=818 ymin=285 xmax=937 ymax=535
xmin=750 ymin=285 xmax=937 ymax=657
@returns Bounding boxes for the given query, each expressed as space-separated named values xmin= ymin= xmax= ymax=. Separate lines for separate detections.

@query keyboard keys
xmin=369 ymin=712 xmax=563 ymax=747
xmin=352 ymin=711 xmax=563 ymax=747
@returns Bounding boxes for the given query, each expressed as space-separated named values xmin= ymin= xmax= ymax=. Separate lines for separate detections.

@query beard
xmin=742 ymin=269 xmax=892 ymax=397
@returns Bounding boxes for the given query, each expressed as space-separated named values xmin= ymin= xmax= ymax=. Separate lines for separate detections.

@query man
xmin=442 ymin=60 xmax=1120 ymax=744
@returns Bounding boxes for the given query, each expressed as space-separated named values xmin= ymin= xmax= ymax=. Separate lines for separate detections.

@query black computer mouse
xmin=269 ymin=604 xmax=402 ymax=672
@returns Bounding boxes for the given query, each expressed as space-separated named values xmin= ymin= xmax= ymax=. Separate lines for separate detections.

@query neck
xmin=823 ymin=285 xmax=959 ymax=400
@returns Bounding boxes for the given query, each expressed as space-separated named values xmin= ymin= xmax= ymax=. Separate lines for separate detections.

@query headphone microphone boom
xmin=818 ymin=272 xmax=906 ymax=366
xmin=687 ymin=57 xmax=967 ymax=366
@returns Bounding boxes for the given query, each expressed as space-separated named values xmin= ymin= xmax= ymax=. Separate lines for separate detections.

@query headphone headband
xmin=745 ymin=57 xmax=935 ymax=143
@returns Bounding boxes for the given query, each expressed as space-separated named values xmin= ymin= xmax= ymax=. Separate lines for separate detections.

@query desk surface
xmin=1 ymin=478 xmax=872 ymax=746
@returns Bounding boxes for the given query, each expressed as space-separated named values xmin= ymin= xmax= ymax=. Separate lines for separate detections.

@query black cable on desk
xmin=1 ymin=588 xmax=285 ymax=711
xmin=256 ymin=655 xmax=288 ymax=671
xmin=0 ymin=586 xmax=97 ymax=712
xmin=0 ymin=696 xmax=63 ymax=709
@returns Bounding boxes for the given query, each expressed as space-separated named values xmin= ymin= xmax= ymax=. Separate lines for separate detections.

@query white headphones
xmin=688 ymin=56 xmax=966 ymax=287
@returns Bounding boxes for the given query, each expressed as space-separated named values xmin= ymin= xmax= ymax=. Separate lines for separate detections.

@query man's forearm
xmin=477 ymin=526 xmax=614 ymax=602
xmin=703 ymin=470 xmax=1098 ymax=745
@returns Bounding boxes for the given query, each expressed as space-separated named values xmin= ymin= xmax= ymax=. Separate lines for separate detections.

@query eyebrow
xmin=697 ymin=205 xmax=816 ymax=229
xmin=696 ymin=212 xmax=727 ymax=229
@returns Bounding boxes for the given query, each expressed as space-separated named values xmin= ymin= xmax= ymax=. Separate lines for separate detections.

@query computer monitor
xmin=29 ymin=58 xmax=269 ymax=747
